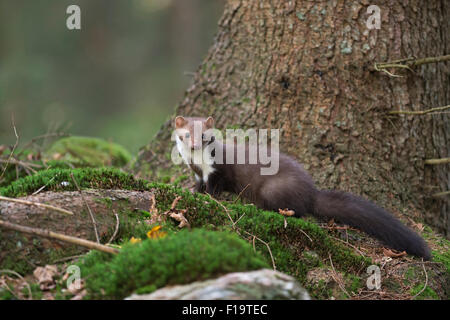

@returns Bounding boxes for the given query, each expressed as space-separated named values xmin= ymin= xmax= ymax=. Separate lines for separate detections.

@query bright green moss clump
xmin=78 ymin=229 xmax=269 ymax=299
xmin=0 ymin=167 xmax=146 ymax=198
xmin=0 ymin=160 xmax=73 ymax=188
xmin=43 ymin=136 xmax=132 ymax=167
xmin=148 ymin=182 xmax=371 ymax=280
xmin=0 ymin=167 xmax=371 ymax=300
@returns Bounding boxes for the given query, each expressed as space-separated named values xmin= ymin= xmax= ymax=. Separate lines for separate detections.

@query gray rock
xmin=126 ymin=269 xmax=310 ymax=300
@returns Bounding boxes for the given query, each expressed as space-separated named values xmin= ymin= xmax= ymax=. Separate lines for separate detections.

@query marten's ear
xmin=205 ymin=116 xmax=215 ymax=129
xmin=175 ymin=116 xmax=186 ymax=129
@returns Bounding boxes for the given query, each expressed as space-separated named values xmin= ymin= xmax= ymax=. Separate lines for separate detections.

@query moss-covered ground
xmin=77 ymin=229 xmax=269 ymax=299
xmin=0 ymin=164 xmax=448 ymax=300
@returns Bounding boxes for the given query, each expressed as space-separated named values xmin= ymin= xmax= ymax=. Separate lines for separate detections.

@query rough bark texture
xmin=0 ymin=189 xmax=153 ymax=270
xmin=135 ymin=0 xmax=449 ymax=236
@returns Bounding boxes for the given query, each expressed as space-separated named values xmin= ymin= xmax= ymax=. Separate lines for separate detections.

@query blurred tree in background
xmin=0 ymin=0 xmax=223 ymax=153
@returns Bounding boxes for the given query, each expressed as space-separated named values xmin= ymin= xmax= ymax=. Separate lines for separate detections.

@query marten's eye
xmin=185 ymin=133 xmax=190 ymax=138
xmin=202 ymin=133 xmax=205 ymax=140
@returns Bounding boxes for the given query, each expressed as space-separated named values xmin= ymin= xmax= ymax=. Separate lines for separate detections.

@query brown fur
xmin=174 ymin=116 xmax=432 ymax=260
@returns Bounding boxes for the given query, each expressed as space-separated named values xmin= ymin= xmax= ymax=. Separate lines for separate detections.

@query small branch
xmin=234 ymin=184 xmax=250 ymax=203
xmin=389 ymin=105 xmax=450 ymax=116
xmin=375 ymin=54 xmax=450 ymax=77
xmin=412 ymin=260 xmax=428 ymax=300
xmin=329 ymin=253 xmax=350 ymax=298
xmin=206 ymin=194 xmax=275 ymax=270
xmin=424 ymin=157 xmax=450 ymax=165
xmin=32 ymin=176 xmax=57 ymax=196
xmin=432 ymin=191 xmax=450 ymax=198
xmin=0 ymin=219 xmax=119 ymax=255
xmin=70 ymin=173 xmax=100 ymax=243
xmin=0 ymin=115 xmax=19 ymax=181
xmin=0 ymin=195 xmax=73 ymax=216
xmin=329 ymin=235 xmax=366 ymax=258
xmin=16 ymin=132 xmax=69 ymax=157
xmin=0 ymin=269 xmax=32 ymax=300
xmin=106 ymin=211 xmax=120 ymax=245
xmin=232 ymin=212 xmax=246 ymax=228
xmin=207 ymin=193 xmax=236 ymax=227
xmin=0 ymin=158 xmax=43 ymax=169
xmin=409 ymin=54 xmax=450 ymax=67
xmin=242 ymin=230 xmax=276 ymax=271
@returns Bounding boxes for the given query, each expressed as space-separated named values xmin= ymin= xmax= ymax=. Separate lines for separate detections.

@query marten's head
xmin=174 ymin=116 xmax=215 ymax=150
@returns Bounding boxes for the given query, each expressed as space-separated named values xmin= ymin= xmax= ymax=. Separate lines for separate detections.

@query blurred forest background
xmin=0 ymin=0 xmax=223 ymax=153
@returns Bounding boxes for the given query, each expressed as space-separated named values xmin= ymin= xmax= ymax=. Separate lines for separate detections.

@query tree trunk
xmin=135 ymin=0 xmax=450 ymax=237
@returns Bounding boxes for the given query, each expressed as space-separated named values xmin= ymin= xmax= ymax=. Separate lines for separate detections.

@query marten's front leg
xmin=205 ymin=173 xmax=224 ymax=197
xmin=194 ymin=175 xmax=206 ymax=193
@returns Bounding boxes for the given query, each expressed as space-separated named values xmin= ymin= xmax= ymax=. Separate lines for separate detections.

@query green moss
xmin=410 ymin=284 xmax=439 ymax=300
xmin=78 ymin=229 xmax=269 ymax=299
xmin=346 ymin=274 xmax=362 ymax=294
xmin=43 ymin=136 xmax=132 ymax=167
xmin=24 ymin=283 xmax=43 ymax=300
xmin=173 ymin=174 xmax=189 ymax=186
xmin=0 ymin=288 xmax=15 ymax=300
xmin=147 ymin=182 xmax=371 ymax=285
xmin=0 ymin=167 xmax=146 ymax=198
xmin=432 ymin=249 xmax=450 ymax=274
xmin=1 ymin=168 xmax=371 ymax=298
xmin=307 ymin=279 xmax=331 ymax=300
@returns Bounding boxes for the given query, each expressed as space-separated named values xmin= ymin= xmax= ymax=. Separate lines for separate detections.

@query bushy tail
xmin=313 ymin=190 xmax=431 ymax=260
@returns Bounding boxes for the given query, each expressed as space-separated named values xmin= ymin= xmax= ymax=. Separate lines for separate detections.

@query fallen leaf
xmin=67 ymin=279 xmax=85 ymax=295
xmin=147 ymin=225 xmax=168 ymax=238
xmin=383 ymin=248 xmax=407 ymax=258
xmin=279 ymin=208 xmax=295 ymax=217
xmin=52 ymin=153 xmax=62 ymax=160
xmin=169 ymin=211 xmax=190 ymax=229
xmin=33 ymin=265 xmax=58 ymax=291
xmin=130 ymin=237 xmax=142 ymax=244
xmin=70 ymin=289 xmax=87 ymax=300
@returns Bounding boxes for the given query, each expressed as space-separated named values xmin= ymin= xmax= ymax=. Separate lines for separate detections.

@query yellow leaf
xmin=130 ymin=237 xmax=142 ymax=244
xmin=147 ymin=225 xmax=167 ymax=239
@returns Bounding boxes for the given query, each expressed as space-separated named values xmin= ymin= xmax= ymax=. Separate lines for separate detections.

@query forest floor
xmin=0 ymin=136 xmax=448 ymax=300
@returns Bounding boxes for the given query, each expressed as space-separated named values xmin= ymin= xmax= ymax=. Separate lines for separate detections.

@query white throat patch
xmin=176 ymin=136 xmax=215 ymax=182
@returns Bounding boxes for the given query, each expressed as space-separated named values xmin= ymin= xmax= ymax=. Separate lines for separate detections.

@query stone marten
xmin=173 ymin=116 xmax=431 ymax=260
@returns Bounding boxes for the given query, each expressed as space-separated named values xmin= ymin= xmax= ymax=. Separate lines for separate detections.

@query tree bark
xmin=0 ymin=189 xmax=153 ymax=270
xmin=135 ymin=0 xmax=449 ymax=236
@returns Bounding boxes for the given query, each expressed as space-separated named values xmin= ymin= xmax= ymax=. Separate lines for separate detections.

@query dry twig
xmin=389 ymin=105 xmax=450 ymax=116
xmin=432 ymin=190 xmax=450 ymax=198
xmin=0 ymin=115 xmax=19 ymax=181
xmin=0 ymin=195 xmax=73 ymax=216
xmin=0 ymin=269 xmax=32 ymax=300
xmin=234 ymin=184 xmax=250 ymax=203
xmin=70 ymin=173 xmax=100 ymax=243
xmin=207 ymin=193 xmax=276 ymax=270
xmin=0 ymin=219 xmax=119 ymax=254
xmin=329 ymin=253 xmax=350 ymax=298
xmin=242 ymin=230 xmax=276 ymax=270
xmin=106 ymin=211 xmax=120 ymax=245
xmin=424 ymin=157 xmax=450 ymax=165
xmin=412 ymin=260 xmax=428 ymax=300
xmin=375 ymin=54 xmax=450 ymax=77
